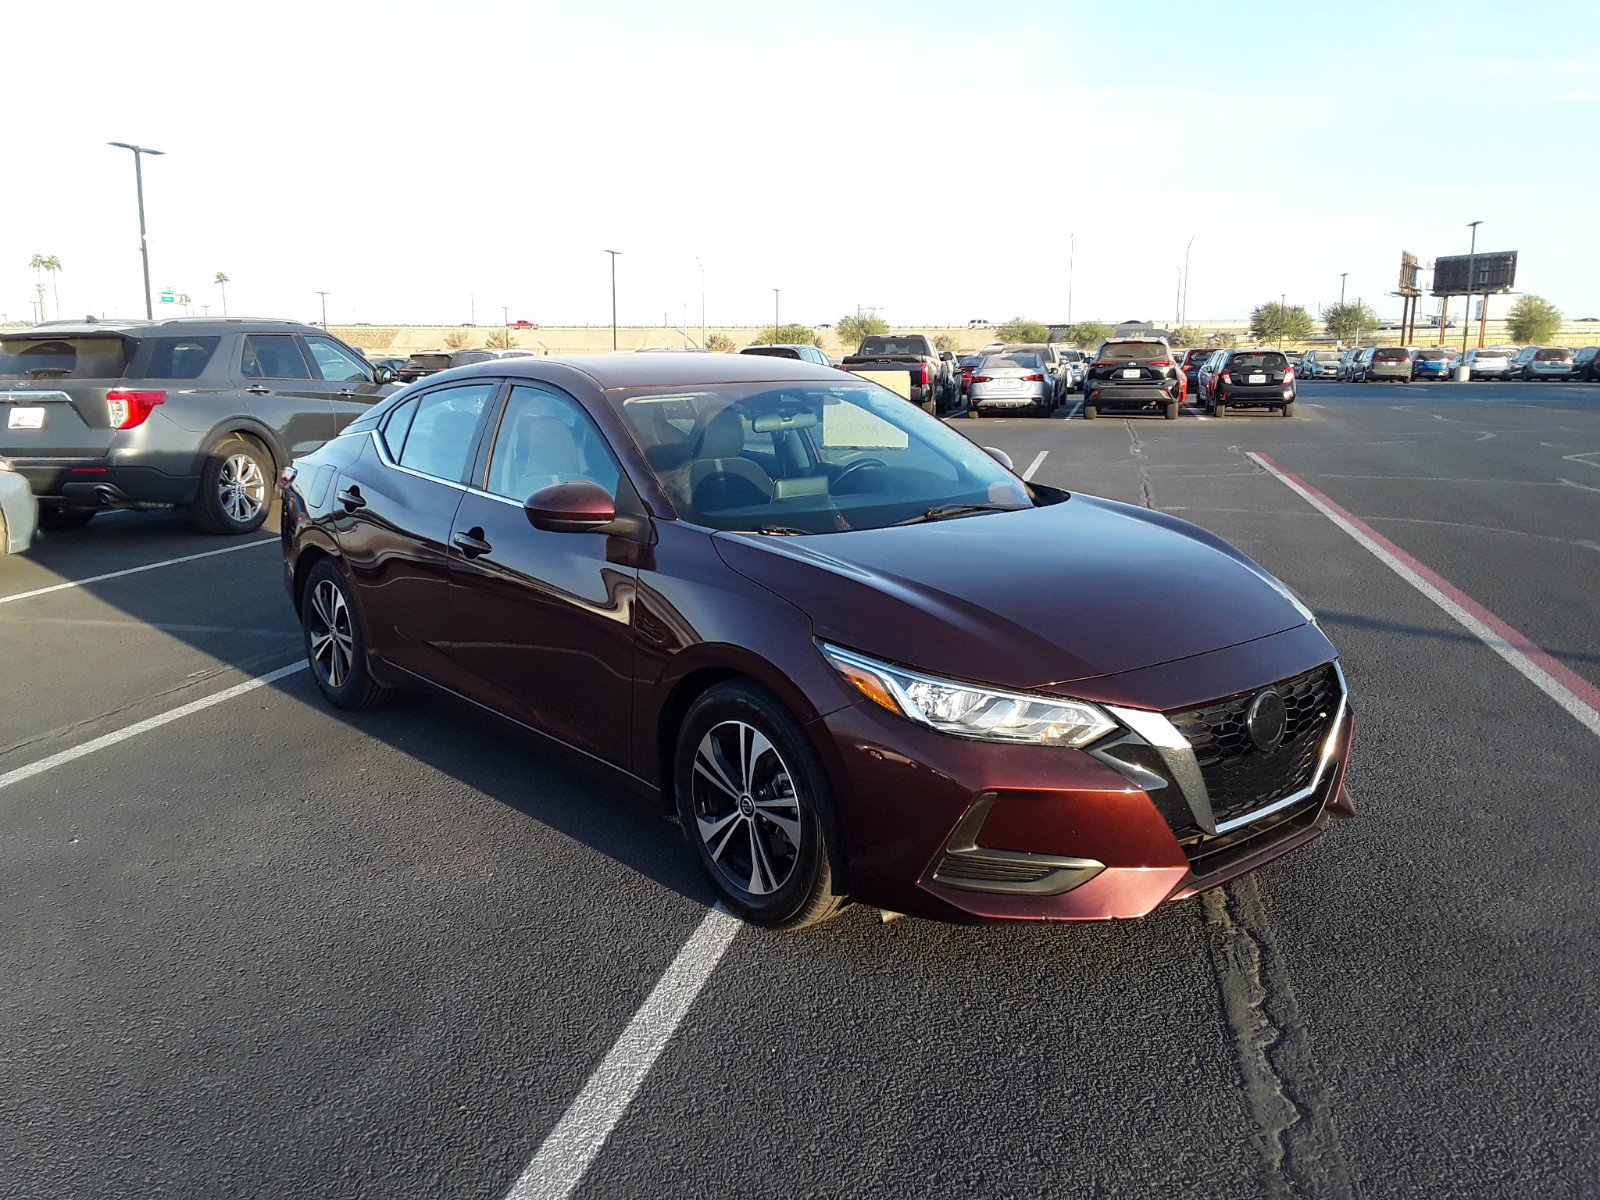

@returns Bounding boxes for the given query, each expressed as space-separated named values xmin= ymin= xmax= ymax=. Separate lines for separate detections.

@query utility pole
xmin=502 ymin=305 xmax=509 ymax=329
xmin=1463 ymin=220 xmax=1481 ymax=355
xmin=695 ymin=257 xmax=706 ymax=346
xmin=315 ymin=291 xmax=330 ymax=328
xmin=605 ymin=250 xmax=620 ymax=350
xmin=108 ymin=141 xmax=165 ymax=319
xmin=1067 ymin=232 xmax=1075 ymax=326
xmin=469 ymin=293 xmax=476 ymax=326
xmin=1337 ymin=273 xmax=1350 ymax=348
xmin=773 ymin=288 xmax=781 ymax=339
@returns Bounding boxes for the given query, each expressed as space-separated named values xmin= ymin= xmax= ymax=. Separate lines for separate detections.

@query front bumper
xmin=816 ymin=658 xmax=1354 ymax=922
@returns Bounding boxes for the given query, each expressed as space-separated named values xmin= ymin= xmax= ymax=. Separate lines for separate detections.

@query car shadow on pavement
xmin=1317 ymin=608 xmax=1600 ymax=669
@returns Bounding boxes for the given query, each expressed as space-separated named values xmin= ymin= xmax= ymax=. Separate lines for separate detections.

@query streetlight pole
xmin=1067 ymin=232 xmax=1075 ymax=326
xmin=315 ymin=291 xmax=330 ymax=328
xmin=1181 ymin=234 xmax=1195 ymax=328
xmin=773 ymin=288 xmax=781 ymax=339
xmin=695 ymin=257 xmax=706 ymax=347
xmin=1463 ymin=221 xmax=1481 ymax=355
xmin=1338 ymin=272 xmax=1349 ymax=347
xmin=108 ymin=142 xmax=164 ymax=319
xmin=605 ymin=250 xmax=620 ymax=350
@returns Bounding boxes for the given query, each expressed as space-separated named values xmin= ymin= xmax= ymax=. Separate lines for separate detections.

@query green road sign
xmin=159 ymin=289 xmax=176 ymax=303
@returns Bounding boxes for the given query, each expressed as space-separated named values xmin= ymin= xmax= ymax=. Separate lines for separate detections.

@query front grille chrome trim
xmin=1107 ymin=661 xmax=1349 ymax=838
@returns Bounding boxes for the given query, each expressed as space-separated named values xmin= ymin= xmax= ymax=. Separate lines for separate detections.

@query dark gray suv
xmin=0 ymin=317 xmax=395 ymax=533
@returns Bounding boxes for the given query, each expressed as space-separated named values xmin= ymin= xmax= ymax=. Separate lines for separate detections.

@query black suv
xmin=1203 ymin=349 xmax=1296 ymax=417
xmin=1083 ymin=338 xmax=1183 ymax=419
xmin=0 ymin=318 xmax=395 ymax=533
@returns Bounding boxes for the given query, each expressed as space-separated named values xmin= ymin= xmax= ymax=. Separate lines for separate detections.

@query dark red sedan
xmin=281 ymin=354 xmax=1353 ymax=928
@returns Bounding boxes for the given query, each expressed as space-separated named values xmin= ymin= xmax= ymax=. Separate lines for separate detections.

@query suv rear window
xmin=0 ymin=336 xmax=131 ymax=380
xmin=406 ymin=354 xmax=453 ymax=371
xmin=1099 ymin=341 xmax=1168 ymax=361
xmin=135 ymin=335 xmax=221 ymax=380
xmin=1535 ymin=348 xmax=1571 ymax=361
xmin=1373 ymin=348 xmax=1410 ymax=361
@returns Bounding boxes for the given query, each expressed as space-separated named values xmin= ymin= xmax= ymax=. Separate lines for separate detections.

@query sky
xmin=4 ymin=0 xmax=1597 ymax=331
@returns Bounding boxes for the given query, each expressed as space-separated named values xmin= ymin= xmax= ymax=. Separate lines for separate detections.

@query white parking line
xmin=1021 ymin=451 xmax=1048 ymax=480
xmin=1249 ymin=452 xmax=1600 ymax=739
xmin=0 ymin=661 xmax=308 ymax=792
xmin=1064 ymin=401 xmax=1083 ymax=419
xmin=505 ymin=906 xmax=742 ymax=1200
xmin=0 ymin=538 xmax=278 ymax=606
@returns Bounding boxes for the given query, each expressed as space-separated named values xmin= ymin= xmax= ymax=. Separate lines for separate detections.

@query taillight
xmin=1023 ymin=373 xmax=1044 ymax=382
xmin=920 ymin=363 xmax=931 ymax=387
xmin=961 ymin=369 xmax=972 ymax=385
xmin=1148 ymin=359 xmax=1175 ymax=368
xmin=969 ymin=375 xmax=991 ymax=384
xmin=106 ymin=389 xmax=167 ymax=429
xmin=1284 ymin=368 xmax=1296 ymax=382
xmin=1220 ymin=370 xmax=1232 ymax=384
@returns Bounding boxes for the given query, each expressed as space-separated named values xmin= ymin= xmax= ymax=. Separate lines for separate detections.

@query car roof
xmin=442 ymin=351 xmax=844 ymax=390
xmin=9 ymin=316 xmax=317 ymax=338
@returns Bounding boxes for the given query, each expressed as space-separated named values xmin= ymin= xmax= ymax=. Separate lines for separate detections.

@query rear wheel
xmin=301 ymin=559 xmax=394 ymax=710
xmin=1214 ymin=399 xmax=1227 ymax=417
xmin=1083 ymin=403 xmax=1098 ymax=419
xmin=1163 ymin=401 xmax=1179 ymax=420
xmin=38 ymin=505 xmax=96 ymax=531
xmin=1281 ymin=402 xmax=1295 ymax=417
xmin=675 ymin=682 xmax=847 ymax=929
xmin=193 ymin=435 xmax=273 ymax=534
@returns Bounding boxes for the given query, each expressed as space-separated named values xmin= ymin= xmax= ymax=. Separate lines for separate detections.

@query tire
xmin=1083 ymin=403 xmax=1098 ymax=420
xmin=1281 ymin=402 xmax=1295 ymax=417
xmin=674 ymin=681 xmax=846 ymax=930
xmin=300 ymin=558 xmax=395 ymax=711
xmin=968 ymin=405 xmax=981 ymax=419
xmin=1163 ymin=401 xmax=1178 ymax=420
xmin=38 ymin=505 xmax=97 ymax=531
xmin=192 ymin=435 xmax=273 ymax=534
xmin=1214 ymin=399 xmax=1227 ymax=417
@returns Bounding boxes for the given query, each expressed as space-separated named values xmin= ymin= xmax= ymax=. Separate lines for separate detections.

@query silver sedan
xmin=1 ymin=460 xmax=39 ymax=553
xmin=967 ymin=354 xmax=1053 ymax=418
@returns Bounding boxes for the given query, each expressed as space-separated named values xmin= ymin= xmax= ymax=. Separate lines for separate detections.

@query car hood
xmin=713 ymin=494 xmax=1309 ymax=691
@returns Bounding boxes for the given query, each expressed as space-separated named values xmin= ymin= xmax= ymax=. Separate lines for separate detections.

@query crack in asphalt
xmin=1204 ymin=875 xmax=1360 ymax=1200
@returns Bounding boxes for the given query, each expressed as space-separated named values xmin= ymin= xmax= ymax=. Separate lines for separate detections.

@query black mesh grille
xmin=1170 ymin=664 xmax=1339 ymax=826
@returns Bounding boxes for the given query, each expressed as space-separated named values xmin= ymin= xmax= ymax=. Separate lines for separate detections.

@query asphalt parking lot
xmin=3 ymin=380 xmax=1597 ymax=1199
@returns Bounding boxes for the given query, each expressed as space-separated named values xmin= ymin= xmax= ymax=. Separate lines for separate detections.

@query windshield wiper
xmin=746 ymin=525 xmax=813 ymax=536
xmin=893 ymin=502 xmax=1024 ymax=527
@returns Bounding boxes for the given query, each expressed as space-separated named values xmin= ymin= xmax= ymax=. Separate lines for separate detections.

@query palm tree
xmin=214 ymin=271 xmax=230 ymax=316
xmin=28 ymin=253 xmax=46 ymax=321
xmin=178 ymin=293 xmax=192 ymax=315
xmin=43 ymin=256 xmax=62 ymax=317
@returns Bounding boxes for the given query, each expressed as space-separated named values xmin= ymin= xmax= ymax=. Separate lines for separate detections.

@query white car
xmin=1462 ymin=347 xmax=1514 ymax=380
xmin=1 ymin=460 xmax=39 ymax=553
xmin=1298 ymin=349 xmax=1341 ymax=378
xmin=967 ymin=352 xmax=1053 ymax=417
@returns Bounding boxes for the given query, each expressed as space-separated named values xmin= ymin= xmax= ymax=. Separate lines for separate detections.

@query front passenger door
xmin=302 ymin=334 xmax=391 ymax=432
xmin=239 ymin=333 xmax=333 ymax=454
xmin=447 ymin=381 xmax=640 ymax=770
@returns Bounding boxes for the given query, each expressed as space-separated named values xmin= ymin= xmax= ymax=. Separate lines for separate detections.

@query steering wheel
xmin=833 ymin=457 xmax=889 ymax=493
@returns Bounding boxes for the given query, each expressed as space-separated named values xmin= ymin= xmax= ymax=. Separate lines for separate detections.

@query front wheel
xmin=675 ymin=682 xmax=846 ymax=929
xmin=193 ymin=436 xmax=273 ymax=534
xmin=301 ymin=559 xmax=395 ymax=710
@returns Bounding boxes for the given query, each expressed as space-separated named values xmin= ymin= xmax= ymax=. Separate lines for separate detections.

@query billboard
xmin=1432 ymin=250 xmax=1517 ymax=296
xmin=1398 ymin=252 xmax=1420 ymax=297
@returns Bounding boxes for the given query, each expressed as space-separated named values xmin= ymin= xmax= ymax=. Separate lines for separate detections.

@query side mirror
xmin=983 ymin=446 xmax=1015 ymax=471
xmin=524 ymin=480 xmax=617 ymax=533
xmin=374 ymin=366 xmax=396 ymax=385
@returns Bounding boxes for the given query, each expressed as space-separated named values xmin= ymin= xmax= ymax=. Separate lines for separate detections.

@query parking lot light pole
xmin=1463 ymin=221 xmax=1481 ymax=355
xmin=1067 ymin=233 xmax=1075 ymax=326
xmin=773 ymin=288 xmax=780 ymax=338
xmin=696 ymin=258 xmax=706 ymax=346
xmin=315 ymin=291 xmax=330 ymax=328
xmin=605 ymin=251 xmax=620 ymax=350
xmin=1181 ymin=234 xmax=1195 ymax=328
xmin=1337 ymin=273 xmax=1349 ymax=347
xmin=107 ymin=142 xmax=164 ymax=319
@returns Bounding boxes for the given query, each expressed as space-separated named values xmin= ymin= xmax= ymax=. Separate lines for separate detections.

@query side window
xmin=396 ymin=383 xmax=494 ymax=482
xmin=302 ymin=335 xmax=373 ymax=384
xmin=139 ymin=336 xmax=221 ymax=380
xmin=241 ymin=334 xmax=311 ymax=380
xmin=381 ymin=396 xmax=419 ymax=458
xmin=484 ymin=384 xmax=621 ymax=502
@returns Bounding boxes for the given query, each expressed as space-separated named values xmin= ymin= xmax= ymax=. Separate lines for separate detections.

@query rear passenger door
xmin=301 ymin=334 xmax=390 ymax=432
xmin=237 ymin=332 xmax=336 ymax=455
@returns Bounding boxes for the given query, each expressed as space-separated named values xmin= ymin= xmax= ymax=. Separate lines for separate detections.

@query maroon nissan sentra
xmin=281 ymin=353 xmax=1353 ymax=928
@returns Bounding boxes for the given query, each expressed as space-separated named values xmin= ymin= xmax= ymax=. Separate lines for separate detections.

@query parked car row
xmin=1319 ymin=343 xmax=1600 ymax=383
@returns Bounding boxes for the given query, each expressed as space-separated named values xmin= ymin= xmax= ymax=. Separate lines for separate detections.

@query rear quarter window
xmin=133 ymin=336 xmax=221 ymax=380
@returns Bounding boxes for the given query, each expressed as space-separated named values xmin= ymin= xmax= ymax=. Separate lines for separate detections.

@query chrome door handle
xmin=245 ymin=385 xmax=270 ymax=395
xmin=335 ymin=389 xmax=359 ymax=399
xmin=451 ymin=530 xmax=492 ymax=558
xmin=336 ymin=486 xmax=366 ymax=511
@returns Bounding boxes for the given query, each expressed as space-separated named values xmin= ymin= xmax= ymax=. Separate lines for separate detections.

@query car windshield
xmin=857 ymin=337 xmax=929 ymax=356
xmin=1099 ymin=341 xmax=1168 ymax=361
xmin=615 ymin=381 xmax=1033 ymax=535
xmin=0 ymin=335 xmax=131 ymax=380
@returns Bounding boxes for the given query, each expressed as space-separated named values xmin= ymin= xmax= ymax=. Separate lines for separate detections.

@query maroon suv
xmin=282 ymin=354 xmax=1354 ymax=928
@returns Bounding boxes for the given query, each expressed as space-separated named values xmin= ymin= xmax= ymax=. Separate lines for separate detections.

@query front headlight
xmin=821 ymin=643 xmax=1116 ymax=748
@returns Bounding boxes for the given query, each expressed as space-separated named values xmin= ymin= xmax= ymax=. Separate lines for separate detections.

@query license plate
xmin=7 ymin=407 xmax=45 ymax=430
xmin=1121 ymin=368 xmax=1140 ymax=378
xmin=1247 ymin=374 xmax=1267 ymax=384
